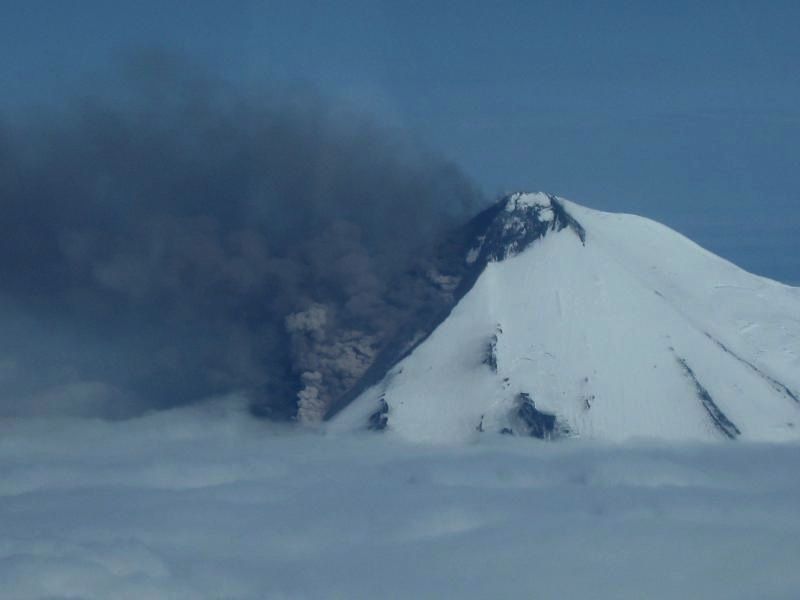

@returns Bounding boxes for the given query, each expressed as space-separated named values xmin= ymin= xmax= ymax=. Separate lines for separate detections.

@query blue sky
xmin=3 ymin=0 xmax=798 ymax=283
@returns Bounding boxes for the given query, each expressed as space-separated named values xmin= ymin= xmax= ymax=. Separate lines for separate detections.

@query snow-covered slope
xmin=331 ymin=193 xmax=800 ymax=443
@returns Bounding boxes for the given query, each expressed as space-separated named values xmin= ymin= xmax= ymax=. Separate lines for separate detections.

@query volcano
xmin=329 ymin=193 xmax=800 ymax=443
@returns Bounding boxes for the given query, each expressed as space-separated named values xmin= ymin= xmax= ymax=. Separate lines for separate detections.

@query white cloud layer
xmin=1 ymin=398 xmax=799 ymax=599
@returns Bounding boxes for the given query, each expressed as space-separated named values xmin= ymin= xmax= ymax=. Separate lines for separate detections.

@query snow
xmin=2 ymin=399 xmax=800 ymax=599
xmin=505 ymin=191 xmax=552 ymax=212
xmin=504 ymin=191 xmax=555 ymax=223
xmin=334 ymin=194 xmax=800 ymax=443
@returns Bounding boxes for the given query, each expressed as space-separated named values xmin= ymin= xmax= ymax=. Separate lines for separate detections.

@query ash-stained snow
xmin=1 ymin=400 xmax=800 ymax=600
xmin=333 ymin=194 xmax=800 ymax=443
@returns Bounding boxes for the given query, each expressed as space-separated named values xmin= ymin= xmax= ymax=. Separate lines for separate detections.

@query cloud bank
xmin=1 ymin=402 xmax=799 ymax=599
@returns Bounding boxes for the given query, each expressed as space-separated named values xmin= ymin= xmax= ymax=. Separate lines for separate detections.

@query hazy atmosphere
xmin=2 ymin=0 xmax=799 ymax=420
xmin=3 ymin=1 xmax=799 ymax=283
xmin=1 ymin=3 xmax=799 ymax=599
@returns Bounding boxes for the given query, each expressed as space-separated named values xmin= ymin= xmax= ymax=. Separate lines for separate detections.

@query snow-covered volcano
xmin=330 ymin=193 xmax=800 ymax=443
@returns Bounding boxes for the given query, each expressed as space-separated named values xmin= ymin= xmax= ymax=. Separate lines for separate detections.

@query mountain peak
xmin=473 ymin=192 xmax=586 ymax=264
xmin=504 ymin=191 xmax=553 ymax=212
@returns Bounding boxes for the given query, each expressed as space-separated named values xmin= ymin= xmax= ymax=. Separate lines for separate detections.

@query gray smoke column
xmin=0 ymin=56 xmax=482 ymax=421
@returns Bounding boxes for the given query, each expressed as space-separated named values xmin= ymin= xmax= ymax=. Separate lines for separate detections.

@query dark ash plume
xmin=0 ymin=58 xmax=482 ymax=420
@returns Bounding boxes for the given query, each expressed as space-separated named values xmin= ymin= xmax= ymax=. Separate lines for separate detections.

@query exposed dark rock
xmin=483 ymin=336 xmax=498 ymax=372
xmin=367 ymin=397 xmax=389 ymax=431
xmin=550 ymin=196 xmax=586 ymax=245
xmin=513 ymin=392 xmax=558 ymax=439
xmin=480 ymin=194 xmax=586 ymax=262
xmin=500 ymin=392 xmax=565 ymax=439
xmin=675 ymin=355 xmax=741 ymax=439
xmin=482 ymin=325 xmax=503 ymax=372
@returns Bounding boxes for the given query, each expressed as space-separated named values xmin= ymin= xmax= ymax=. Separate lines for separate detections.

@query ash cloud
xmin=0 ymin=57 xmax=482 ymax=420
